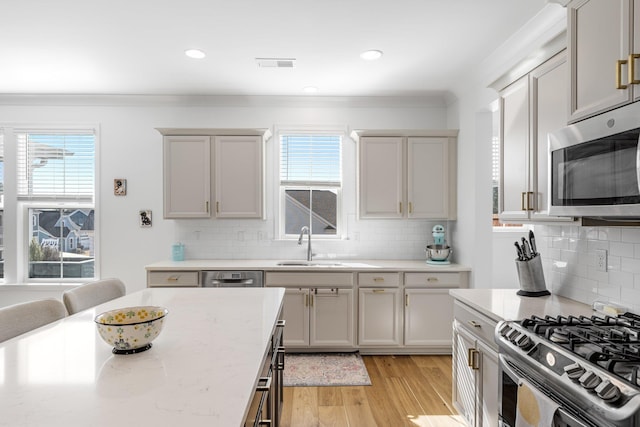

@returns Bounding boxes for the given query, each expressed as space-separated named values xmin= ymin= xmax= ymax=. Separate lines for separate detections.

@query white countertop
xmin=0 ymin=287 xmax=285 ymax=427
xmin=449 ymin=288 xmax=595 ymax=322
xmin=146 ymin=259 xmax=471 ymax=272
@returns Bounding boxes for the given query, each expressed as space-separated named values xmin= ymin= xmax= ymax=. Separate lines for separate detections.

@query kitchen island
xmin=0 ymin=287 xmax=285 ymax=427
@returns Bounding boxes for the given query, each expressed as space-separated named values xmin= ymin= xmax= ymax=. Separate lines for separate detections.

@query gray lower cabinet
xmin=451 ymin=299 xmax=499 ymax=427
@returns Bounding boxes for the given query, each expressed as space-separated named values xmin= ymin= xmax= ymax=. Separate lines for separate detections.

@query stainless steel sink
xmin=276 ymin=261 xmax=344 ymax=267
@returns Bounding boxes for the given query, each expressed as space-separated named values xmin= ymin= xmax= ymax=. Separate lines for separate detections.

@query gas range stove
xmin=496 ymin=312 xmax=640 ymax=427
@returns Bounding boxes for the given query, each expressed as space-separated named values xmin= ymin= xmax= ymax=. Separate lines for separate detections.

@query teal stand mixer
xmin=426 ymin=224 xmax=452 ymax=265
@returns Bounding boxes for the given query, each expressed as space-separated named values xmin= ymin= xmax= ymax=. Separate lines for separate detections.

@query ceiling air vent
xmin=255 ymin=58 xmax=296 ymax=68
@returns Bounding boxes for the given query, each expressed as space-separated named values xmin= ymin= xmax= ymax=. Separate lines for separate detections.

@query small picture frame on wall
xmin=114 ymin=179 xmax=127 ymax=196
xmin=139 ymin=210 xmax=152 ymax=227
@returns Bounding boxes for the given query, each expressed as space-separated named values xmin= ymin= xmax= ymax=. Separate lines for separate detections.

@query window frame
xmin=0 ymin=125 xmax=99 ymax=284
xmin=275 ymin=126 xmax=345 ymax=240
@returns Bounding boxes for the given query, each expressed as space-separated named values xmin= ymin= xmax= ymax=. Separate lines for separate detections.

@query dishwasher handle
xmin=207 ymin=279 xmax=255 ymax=286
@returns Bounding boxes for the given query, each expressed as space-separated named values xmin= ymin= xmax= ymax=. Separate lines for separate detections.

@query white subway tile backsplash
xmin=535 ymin=225 xmax=640 ymax=313
xmin=173 ymin=218 xmax=444 ymax=262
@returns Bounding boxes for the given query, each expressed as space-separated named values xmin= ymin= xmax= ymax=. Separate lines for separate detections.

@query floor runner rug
xmin=283 ymin=352 xmax=371 ymax=387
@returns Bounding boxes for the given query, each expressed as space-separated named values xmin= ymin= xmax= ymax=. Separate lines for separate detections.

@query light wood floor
xmin=280 ymin=355 xmax=466 ymax=427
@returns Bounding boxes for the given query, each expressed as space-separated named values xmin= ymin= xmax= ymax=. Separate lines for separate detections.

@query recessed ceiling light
xmin=360 ymin=49 xmax=383 ymax=61
xmin=185 ymin=49 xmax=206 ymax=59
xmin=303 ymin=86 xmax=318 ymax=93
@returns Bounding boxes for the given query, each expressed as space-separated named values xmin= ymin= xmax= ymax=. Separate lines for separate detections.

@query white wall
xmin=0 ymin=96 xmax=452 ymax=304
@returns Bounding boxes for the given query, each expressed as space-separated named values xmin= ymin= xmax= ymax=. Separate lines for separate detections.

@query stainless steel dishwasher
xmin=200 ymin=271 xmax=264 ymax=287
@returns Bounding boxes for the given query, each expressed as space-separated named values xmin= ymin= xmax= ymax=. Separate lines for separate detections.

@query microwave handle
xmin=637 ymin=140 xmax=640 ymax=195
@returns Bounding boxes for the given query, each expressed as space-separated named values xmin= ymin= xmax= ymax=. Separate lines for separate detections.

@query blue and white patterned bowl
xmin=95 ymin=306 xmax=168 ymax=354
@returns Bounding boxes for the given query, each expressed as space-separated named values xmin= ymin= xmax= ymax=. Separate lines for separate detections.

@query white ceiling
xmin=2 ymin=0 xmax=550 ymax=97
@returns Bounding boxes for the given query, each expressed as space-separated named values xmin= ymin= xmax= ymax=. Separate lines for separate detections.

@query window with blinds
xmin=279 ymin=134 xmax=342 ymax=237
xmin=15 ymin=130 xmax=96 ymax=280
xmin=17 ymin=132 xmax=95 ymax=201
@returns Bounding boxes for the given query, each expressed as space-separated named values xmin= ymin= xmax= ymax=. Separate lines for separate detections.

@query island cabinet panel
xmin=245 ymin=314 xmax=284 ymax=427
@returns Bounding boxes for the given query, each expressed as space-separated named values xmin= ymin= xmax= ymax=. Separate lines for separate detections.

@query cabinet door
xmin=478 ymin=340 xmax=499 ymax=427
xmin=404 ymin=288 xmax=454 ymax=347
xmin=358 ymin=288 xmax=402 ymax=346
xmin=282 ymin=288 xmax=309 ymax=347
xmin=499 ymin=75 xmax=531 ymax=222
xmin=635 ymin=0 xmax=640 ymax=102
xmin=569 ymin=0 xmax=632 ymax=122
xmin=407 ymin=137 xmax=449 ymax=219
xmin=310 ymin=288 xmax=354 ymax=347
xmin=452 ymin=321 xmax=479 ymax=427
xmin=530 ymin=52 xmax=573 ymax=222
xmin=163 ymin=136 xmax=211 ymax=218
xmin=214 ymin=135 xmax=263 ymax=218
xmin=358 ymin=137 xmax=404 ymax=218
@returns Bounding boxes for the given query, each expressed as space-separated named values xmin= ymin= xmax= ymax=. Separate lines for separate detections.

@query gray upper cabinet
xmin=499 ymin=51 xmax=573 ymax=223
xmin=159 ymin=128 xmax=269 ymax=219
xmin=568 ymin=0 xmax=635 ymax=122
xmin=163 ymin=135 xmax=211 ymax=219
xmin=354 ymin=130 xmax=458 ymax=220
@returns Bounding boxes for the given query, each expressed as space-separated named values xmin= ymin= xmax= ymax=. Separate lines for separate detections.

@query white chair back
xmin=0 ymin=298 xmax=67 ymax=343
xmin=62 ymin=278 xmax=126 ymax=315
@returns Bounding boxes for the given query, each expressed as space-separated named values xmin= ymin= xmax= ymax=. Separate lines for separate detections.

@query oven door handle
xmin=499 ymin=354 xmax=596 ymax=427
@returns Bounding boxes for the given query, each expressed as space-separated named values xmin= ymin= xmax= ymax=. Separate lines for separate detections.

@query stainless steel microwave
xmin=549 ymin=102 xmax=640 ymax=218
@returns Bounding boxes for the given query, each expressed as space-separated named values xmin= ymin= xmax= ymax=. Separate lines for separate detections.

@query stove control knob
xmin=595 ymin=380 xmax=621 ymax=402
xmin=498 ymin=323 xmax=511 ymax=337
xmin=514 ymin=334 xmax=533 ymax=350
xmin=507 ymin=329 xmax=521 ymax=343
xmin=579 ymin=370 xmax=602 ymax=390
xmin=564 ymin=363 xmax=586 ymax=381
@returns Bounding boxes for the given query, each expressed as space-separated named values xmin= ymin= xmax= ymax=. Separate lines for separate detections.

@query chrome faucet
xmin=298 ymin=226 xmax=312 ymax=261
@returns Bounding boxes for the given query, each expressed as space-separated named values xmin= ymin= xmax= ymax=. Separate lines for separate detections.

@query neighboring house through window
xmin=279 ymin=132 xmax=342 ymax=238
xmin=16 ymin=131 xmax=96 ymax=280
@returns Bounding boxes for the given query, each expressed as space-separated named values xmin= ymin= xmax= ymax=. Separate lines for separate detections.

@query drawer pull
xmin=373 ymin=277 xmax=385 ymax=282
xmin=167 ymin=276 xmax=179 ymax=282
xmin=468 ymin=320 xmax=482 ymax=328
xmin=372 ymin=289 xmax=386 ymax=293
xmin=256 ymin=376 xmax=272 ymax=392
xmin=617 ymin=59 xmax=629 ymax=89
xmin=426 ymin=277 xmax=438 ymax=282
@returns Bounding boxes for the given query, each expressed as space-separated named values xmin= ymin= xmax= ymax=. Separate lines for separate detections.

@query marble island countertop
xmin=0 ymin=287 xmax=285 ymax=427
xmin=146 ymin=259 xmax=471 ymax=272
xmin=449 ymin=288 xmax=595 ymax=322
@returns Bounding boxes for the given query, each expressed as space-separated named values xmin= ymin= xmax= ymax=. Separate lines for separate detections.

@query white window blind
xmin=280 ymin=134 xmax=341 ymax=186
xmin=17 ymin=132 xmax=95 ymax=201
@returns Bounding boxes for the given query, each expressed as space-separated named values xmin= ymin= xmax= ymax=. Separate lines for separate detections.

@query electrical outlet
xmin=596 ymin=249 xmax=608 ymax=272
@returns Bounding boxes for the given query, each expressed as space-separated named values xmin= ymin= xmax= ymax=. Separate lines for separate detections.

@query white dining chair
xmin=0 ymin=298 xmax=67 ymax=343
xmin=62 ymin=278 xmax=126 ymax=315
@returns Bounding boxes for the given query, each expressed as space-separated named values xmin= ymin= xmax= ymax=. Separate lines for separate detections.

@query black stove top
xmin=520 ymin=312 xmax=640 ymax=387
